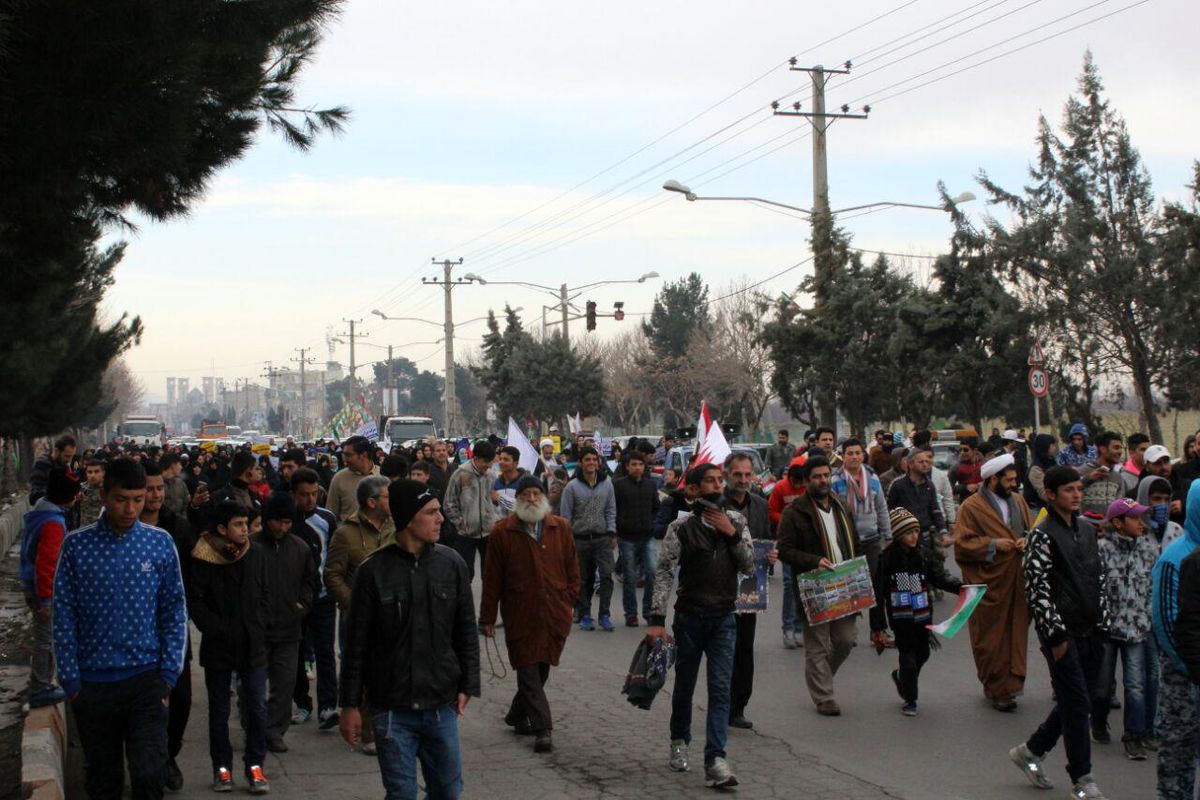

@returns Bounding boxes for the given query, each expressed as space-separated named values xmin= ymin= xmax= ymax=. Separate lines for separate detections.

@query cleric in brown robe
xmin=480 ymin=475 xmax=581 ymax=754
xmin=953 ymin=453 xmax=1032 ymax=712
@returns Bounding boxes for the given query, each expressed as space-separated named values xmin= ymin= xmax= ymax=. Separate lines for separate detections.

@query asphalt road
xmin=150 ymin=562 xmax=1154 ymax=799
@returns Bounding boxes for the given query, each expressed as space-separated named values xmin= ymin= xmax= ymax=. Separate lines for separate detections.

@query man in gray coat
xmin=560 ymin=447 xmax=617 ymax=632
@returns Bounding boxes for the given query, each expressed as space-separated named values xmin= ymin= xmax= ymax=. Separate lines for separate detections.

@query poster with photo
xmin=735 ymin=540 xmax=774 ymax=613
xmin=795 ymin=556 xmax=875 ymax=624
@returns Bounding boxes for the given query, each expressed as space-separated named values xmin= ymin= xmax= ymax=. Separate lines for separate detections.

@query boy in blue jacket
xmin=1151 ymin=480 xmax=1200 ymax=800
xmin=53 ymin=458 xmax=187 ymax=800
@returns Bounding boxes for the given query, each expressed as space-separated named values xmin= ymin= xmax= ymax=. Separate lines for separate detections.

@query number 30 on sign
xmin=1028 ymin=367 xmax=1049 ymax=398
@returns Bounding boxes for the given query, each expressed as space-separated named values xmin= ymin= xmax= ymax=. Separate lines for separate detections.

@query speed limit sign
xmin=1028 ymin=367 xmax=1049 ymax=398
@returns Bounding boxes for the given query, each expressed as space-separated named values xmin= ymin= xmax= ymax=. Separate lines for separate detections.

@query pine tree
xmin=0 ymin=0 xmax=348 ymax=440
xmin=979 ymin=53 xmax=1173 ymax=440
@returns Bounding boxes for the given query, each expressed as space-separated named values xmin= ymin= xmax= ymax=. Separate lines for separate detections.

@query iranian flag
xmin=926 ymin=584 xmax=987 ymax=638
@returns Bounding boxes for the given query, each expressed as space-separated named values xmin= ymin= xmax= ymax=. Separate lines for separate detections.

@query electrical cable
xmin=848 ymin=0 xmax=1148 ymax=107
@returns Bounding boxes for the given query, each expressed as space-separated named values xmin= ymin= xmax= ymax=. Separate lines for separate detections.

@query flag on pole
xmin=692 ymin=401 xmax=731 ymax=468
xmin=679 ymin=401 xmax=732 ymax=487
xmin=926 ymin=584 xmax=988 ymax=638
xmin=506 ymin=417 xmax=540 ymax=474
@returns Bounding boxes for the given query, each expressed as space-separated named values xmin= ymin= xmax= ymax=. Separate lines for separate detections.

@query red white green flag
xmin=926 ymin=584 xmax=987 ymax=638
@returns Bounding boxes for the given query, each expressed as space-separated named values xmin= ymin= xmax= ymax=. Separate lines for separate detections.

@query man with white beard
xmin=480 ymin=475 xmax=581 ymax=754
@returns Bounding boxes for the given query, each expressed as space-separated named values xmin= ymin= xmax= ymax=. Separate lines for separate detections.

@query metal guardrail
xmin=0 ymin=496 xmax=29 ymax=554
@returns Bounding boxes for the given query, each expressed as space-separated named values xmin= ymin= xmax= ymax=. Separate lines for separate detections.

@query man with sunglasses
xmin=953 ymin=437 xmax=985 ymax=503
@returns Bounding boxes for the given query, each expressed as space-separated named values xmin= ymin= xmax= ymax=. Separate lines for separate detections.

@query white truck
xmin=379 ymin=415 xmax=438 ymax=451
xmin=118 ymin=414 xmax=165 ymax=447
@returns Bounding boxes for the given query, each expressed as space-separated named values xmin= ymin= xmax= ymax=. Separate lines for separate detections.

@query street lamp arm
xmin=830 ymin=200 xmax=949 ymax=215
xmin=691 ymin=195 xmax=814 ymax=216
xmin=370 ymin=310 xmax=444 ymax=328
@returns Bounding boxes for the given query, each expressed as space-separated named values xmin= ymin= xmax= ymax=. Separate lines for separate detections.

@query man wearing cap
xmin=1092 ymin=497 xmax=1157 ymax=758
xmin=1140 ymin=445 xmax=1184 ymax=522
xmin=20 ymin=465 xmax=81 ymax=707
xmin=252 ymin=492 xmax=319 ymax=753
xmin=1009 ymin=466 xmax=1111 ymax=800
xmin=954 ymin=453 xmax=1033 ymax=712
xmin=340 ymin=479 xmax=480 ymax=800
xmin=480 ymin=475 xmax=580 ymax=754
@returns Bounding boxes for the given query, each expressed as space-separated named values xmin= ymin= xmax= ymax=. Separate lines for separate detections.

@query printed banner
xmin=736 ymin=540 xmax=774 ymax=613
xmin=926 ymin=584 xmax=988 ymax=639
xmin=795 ymin=556 xmax=875 ymax=625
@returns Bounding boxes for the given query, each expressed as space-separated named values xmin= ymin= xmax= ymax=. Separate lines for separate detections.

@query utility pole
xmin=292 ymin=348 xmax=315 ymax=438
xmin=773 ymin=60 xmax=868 ymax=427
xmin=422 ymin=258 xmax=468 ymax=437
xmin=560 ymin=283 xmax=570 ymax=340
xmin=386 ymin=344 xmax=395 ymax=416
xmin=339 ymin=318 xmax=367 ymax=383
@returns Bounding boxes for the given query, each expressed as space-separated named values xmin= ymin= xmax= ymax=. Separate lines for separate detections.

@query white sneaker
xmin=705 ymin=757 xmax=738 ymax=788
xmin=782 ymin=631 xmax=797 ymax=649
xmin=668 ymin=739 xmax=689 ymax=772
xmin=1008 ymin=743 xmax=1053 ymax=790
xmin=1071 ymin=775 xmax=1107 ymax=799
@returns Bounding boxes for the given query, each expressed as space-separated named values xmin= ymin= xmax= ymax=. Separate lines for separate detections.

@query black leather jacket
xmin=339 ymin=542 xmax=480 ymax=711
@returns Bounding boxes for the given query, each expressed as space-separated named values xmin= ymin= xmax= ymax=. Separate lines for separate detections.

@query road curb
xmin=22 ymin=702 xmax=66 ymax=800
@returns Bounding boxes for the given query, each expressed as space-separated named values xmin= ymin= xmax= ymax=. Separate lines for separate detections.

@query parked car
xmin=654 ymin=445 xmax=770 ymax=492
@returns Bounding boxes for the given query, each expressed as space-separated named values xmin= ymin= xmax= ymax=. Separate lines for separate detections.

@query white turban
xmin=980 ymin=453 xmax=1015 ymax=481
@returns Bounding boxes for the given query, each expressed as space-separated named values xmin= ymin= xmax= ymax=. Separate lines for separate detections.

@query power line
xmin=432 ymin=0 xmax=924 ymax=262
xmin=359 ymin=5 xmax=972 ymax=329
xmin=832 ymin=0 xmax=1052 ymax=98
xmin=850 ymin=0 xmax=1148 ymax=107
xmin=847 ymin=0 xmax=1004 ymax=63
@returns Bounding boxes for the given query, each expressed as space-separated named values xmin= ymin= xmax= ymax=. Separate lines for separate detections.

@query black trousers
xmin=266 ymin=640 xmax=300 ymax=739
xmin=508 ymin=663 xmax=553 ymax=733
xmin=893 ymin=623 xmax=930 ymax=703
xmin=73 ymin=669 xmax=168 ymax=800
xmin=294 ymin=598 xmax=338 ymax=714
xmin=1027 ymin=635 xmax=1103 ymax=784
xmin=730 ymin=613 xmax=757 ymax=717
xmin=167 ymin=657 xmax=191 ymax=759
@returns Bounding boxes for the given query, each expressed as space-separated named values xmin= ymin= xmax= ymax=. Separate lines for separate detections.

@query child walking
xmin=871 ymin=507 xmax=963 ymax=715
xmin=1092 ymin=498 xmax=1158 ymax=759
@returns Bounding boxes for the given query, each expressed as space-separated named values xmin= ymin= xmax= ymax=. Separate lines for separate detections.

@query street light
xmin=663 ymin=179 xmax=974 ymax=215
xmin=372 ymin=307 xmax=521 ymax=327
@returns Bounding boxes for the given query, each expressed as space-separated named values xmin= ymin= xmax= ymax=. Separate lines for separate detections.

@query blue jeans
xmin=205 ymin=666 xmax=267 ymax=773
xmin=1093 ymin=639 xmax=1149 ymax=737
xmin=619 ymin=538 xmax=657 ymax=619
xmin=1144 ymin=633 xmax=1160 ymax=736
xmin=781 ymin=563 xmax=802 ymax=634
xmin=373 ymin=706 xmax=462 ymax=800
xmin=670 ymin=611 xmax=736 ymax=765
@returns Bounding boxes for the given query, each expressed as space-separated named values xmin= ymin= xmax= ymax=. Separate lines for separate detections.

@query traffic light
xmin=613 ymin=301 xmax=625 ymax=322
xmin=586 ymin=301 xmax=597 ymax=332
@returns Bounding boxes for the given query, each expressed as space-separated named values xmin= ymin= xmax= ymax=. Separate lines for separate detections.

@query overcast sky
xmin=103 ymin=0 xmax=1197 ymax=401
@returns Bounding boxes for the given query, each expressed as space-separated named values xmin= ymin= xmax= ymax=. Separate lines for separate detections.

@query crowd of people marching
xmin=16 ymin=422 xmax=1200 ymax=799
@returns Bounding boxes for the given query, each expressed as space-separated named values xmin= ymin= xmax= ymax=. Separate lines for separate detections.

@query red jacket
xmin=769 ymin=481 xmax=807 ymax=527
xmin=35 ymin=518 xmax=67 ymax=603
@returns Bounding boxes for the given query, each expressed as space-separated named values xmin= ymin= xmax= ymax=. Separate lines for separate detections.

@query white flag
xmin=506 ymin=417 xmax=540 ymax=474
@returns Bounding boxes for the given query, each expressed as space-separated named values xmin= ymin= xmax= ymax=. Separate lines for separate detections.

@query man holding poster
xmin=777 ymin=456 xmax=860 ymax=716
xmin=723 ymin=452 xmax=775 ymax=730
